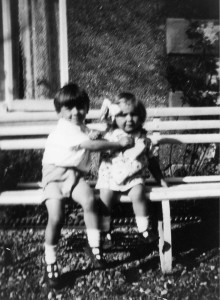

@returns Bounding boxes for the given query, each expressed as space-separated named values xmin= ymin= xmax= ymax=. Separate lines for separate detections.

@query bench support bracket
xmin=158 ymin=200 xmax=172 ymax=273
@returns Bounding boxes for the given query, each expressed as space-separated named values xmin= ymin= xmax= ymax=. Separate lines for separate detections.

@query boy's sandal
xmin=84 ymin=246 xmax=107 ymax=269
xmin=44 ymin=261 xmax=60 ymax=288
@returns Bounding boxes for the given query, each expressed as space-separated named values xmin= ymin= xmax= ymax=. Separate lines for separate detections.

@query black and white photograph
xmin=0 ymin=0 xmax=219 ymax=299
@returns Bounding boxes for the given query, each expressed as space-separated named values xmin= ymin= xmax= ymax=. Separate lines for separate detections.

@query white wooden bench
xmin=0 ymin=100 xmax=220 ymax=274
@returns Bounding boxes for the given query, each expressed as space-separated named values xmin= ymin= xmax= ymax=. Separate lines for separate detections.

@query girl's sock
xmin=86 ymin=228 xmax=101 ymax=248
xmin=44 ymin=243 xmax=57 ymax=265
xmin=135 ymin=216 xmax=150 ymax=234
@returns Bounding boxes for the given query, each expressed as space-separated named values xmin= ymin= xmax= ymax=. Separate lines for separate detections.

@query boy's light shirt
xmin=43 ymin=118 xmax=90 ymax=172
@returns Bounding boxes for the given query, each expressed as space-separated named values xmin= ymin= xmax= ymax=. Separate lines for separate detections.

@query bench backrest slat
xmin=0 ymin=120 xmax=219 ymax=136
xmin=2 ymin=100 xmax=220 ymax=115
xmin=0 ymin=103 xmax=219 ymax=150
xmin=0 ymin=133 xmax=219 ymax=150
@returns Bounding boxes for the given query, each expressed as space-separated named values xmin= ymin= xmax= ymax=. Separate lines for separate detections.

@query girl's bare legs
xmin=99 ymin=189 xmax=115 ymax=232
xmin=99 ymin=189 xmax=115 ymax=211
xmin=72 ymin=179 xmax=106 ymax=266
xmin=128 ymin=184 xmax=148 ymax=218
xmin=129 ymin=184 xmax=158 ymax=242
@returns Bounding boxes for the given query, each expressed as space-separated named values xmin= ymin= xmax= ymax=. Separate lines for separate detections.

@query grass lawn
xmin=0 ymin=200 xmax=219 ymax=300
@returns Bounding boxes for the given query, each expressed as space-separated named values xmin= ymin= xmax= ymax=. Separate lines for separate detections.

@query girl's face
xmin=115 ymin=99 xmax=142 ymax=133
xmin=60 ymin=104 xmax=88 ymax=125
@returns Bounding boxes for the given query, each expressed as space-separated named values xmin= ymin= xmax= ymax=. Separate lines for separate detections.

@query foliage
xmin=164 ymin=20 xmax=220 ymax=178
xmin=166 ymin=21 xmax=219 ymax=107
xmin=161 ymin=143 xmax=219 ymax=177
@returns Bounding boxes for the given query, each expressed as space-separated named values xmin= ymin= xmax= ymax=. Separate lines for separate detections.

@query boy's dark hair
xmin=116 ymin=92 xmax=147 ymax=124
xmin=54 ymin=83 xmax=90 ymax=113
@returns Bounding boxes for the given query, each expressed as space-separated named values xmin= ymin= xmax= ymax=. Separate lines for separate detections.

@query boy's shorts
xmin=42 ymin=164 xmax=83 ymax=202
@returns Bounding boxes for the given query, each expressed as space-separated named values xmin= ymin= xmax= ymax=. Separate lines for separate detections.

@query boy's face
xmin=60 ymin=104 xmax=88 ymax=125
xmin=115 ymin=99 xmax=142 ymax=133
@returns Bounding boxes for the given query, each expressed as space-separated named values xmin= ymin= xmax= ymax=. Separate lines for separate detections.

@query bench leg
xmin=158 ymin=200 xmax=172 ymax=274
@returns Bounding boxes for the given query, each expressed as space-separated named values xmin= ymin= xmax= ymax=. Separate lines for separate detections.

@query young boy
xmin=42 ymin=83 xmax=133 ymax=288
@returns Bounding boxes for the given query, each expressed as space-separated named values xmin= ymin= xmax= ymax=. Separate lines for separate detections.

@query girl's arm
xmin=80 ymin=136 xmax=134 ymax=151
xmin=148 ymin=156 xmax=168 ymax=187
xmin=146 ymin=136 xmax=168 ymax=187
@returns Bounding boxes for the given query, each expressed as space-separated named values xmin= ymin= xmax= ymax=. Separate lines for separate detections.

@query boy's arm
xmin=79 ymin=136 xmax=134 ymax=151
xmin=148 ymin=156 xmax=168 ymax=187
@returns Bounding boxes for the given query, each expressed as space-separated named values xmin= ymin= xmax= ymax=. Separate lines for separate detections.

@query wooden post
xmin=31 ymin=0 xmax=51 ymax=98
xmin=59 ymin=0 xmax=68 ymax=87
xmin=151 ymin=116 xmax=172 ymax=273
xmin=158 ymin=200 xmax=172 ymax=273
xmin=18 ymin=0 xmax=34 ymax=99
xmin=1 ymin=0 xmax=13 ymax=105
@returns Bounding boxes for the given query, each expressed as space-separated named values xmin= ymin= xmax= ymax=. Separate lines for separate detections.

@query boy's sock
xmin=44 ymin=243 xmax=57 ymax=265
xmin=135 ymin=216 xmax=150 ymax=235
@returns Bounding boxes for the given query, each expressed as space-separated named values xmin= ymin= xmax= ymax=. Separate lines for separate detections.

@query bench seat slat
xmin=0 ymin=182 xmax=219 ymax=205
xmin=16 ymin=175 xmax=220 ymax=189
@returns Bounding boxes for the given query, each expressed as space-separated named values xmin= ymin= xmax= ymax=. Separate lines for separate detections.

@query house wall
xmin=0 ymin=0 xmax=218 ymax=104
xmin=67 ymin=0 xmax=219 ymax=108
xmin=0 ymin=2 xmax=4 ymax=100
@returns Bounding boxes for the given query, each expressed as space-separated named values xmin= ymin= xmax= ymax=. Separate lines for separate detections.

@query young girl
xmin=42 ymin=84 xmax=133 ymax=288
xmin=96 ymin=92 xmax=168 ymax=246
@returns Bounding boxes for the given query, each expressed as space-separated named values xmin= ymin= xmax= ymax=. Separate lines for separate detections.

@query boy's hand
xmin=119 ymin=136 xmax=134 ymax=148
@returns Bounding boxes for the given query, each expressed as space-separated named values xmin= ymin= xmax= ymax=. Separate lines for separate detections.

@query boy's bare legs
xmin=72 ymin=179 xmax=99 ymax=230
xmin=45 ymin=199 xmax=65 ymax=264
xmin=45 ymin=198 xmax=65 ymax=246
xmin=44 ymin=198 xmax=65 ymax=287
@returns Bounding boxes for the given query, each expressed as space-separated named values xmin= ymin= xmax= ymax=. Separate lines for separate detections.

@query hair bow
xmin=100 ymin=98 xmax=121 ymax=121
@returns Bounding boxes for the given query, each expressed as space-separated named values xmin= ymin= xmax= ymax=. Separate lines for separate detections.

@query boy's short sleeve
xmin=43 ymin=119 xmax=91 ymax=170
xmin=58 ymin=119 xmax=90 ymax=148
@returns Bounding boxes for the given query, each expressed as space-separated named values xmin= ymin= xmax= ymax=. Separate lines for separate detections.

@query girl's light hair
xmin=116 ymin=92 xmax=147 ymax=124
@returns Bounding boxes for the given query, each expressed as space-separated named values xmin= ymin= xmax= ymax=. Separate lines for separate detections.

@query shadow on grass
xmin=58 ymin=268 xmax=94 ymax=289
xmin=61 ymin=201 xmax=219 ymax=287
xmin=172 ymin=216 xmax=219 ymax=270
xmin=57 ymin=238 xmax=160 ymax=288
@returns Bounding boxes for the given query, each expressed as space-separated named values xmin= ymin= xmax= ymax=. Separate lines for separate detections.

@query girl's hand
xmin=88 ymin=130 xmax=103 ymax=140
xmin=160 ymin=179 xmax=168 ymax=188
xmin=119 ymin=136 xmax=134 ymax=148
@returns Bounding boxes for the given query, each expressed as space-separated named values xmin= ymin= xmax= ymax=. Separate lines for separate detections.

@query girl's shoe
xmin=84 ymin=246 xmax=107 ymax=269
xmin=44 ymin=261 xmax=60 ymax=289
xmin=137 ymin=229 xmax=159 ymax=244
xmin=101 ymin=231 xmax=114 ymax=250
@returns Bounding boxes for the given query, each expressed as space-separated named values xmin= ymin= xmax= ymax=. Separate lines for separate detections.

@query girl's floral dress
xmin=96 ymin=128 xmax=156 ymax=192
